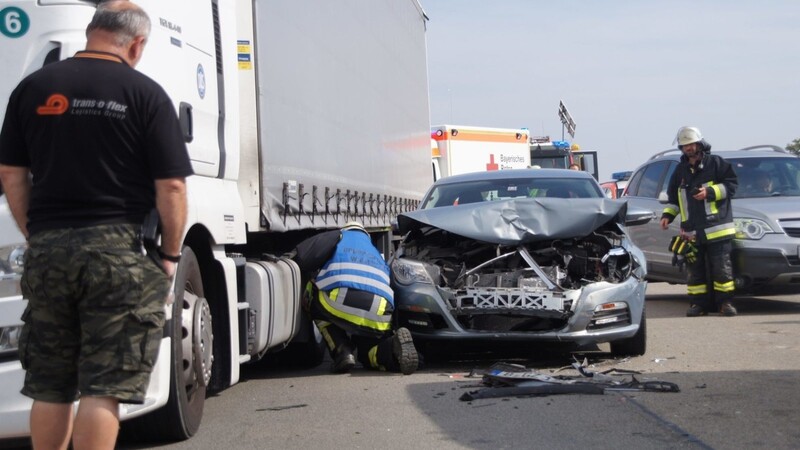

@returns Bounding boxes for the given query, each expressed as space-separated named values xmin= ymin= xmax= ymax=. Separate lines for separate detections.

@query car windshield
xmin=421 ymin=177 xmax=603 ymax=209
xmin=730 ymin=157 xmax=800 ymax=198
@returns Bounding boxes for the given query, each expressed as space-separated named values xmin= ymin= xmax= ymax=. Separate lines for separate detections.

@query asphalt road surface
xmin=18 ymin=282 xmax=800 ymax=449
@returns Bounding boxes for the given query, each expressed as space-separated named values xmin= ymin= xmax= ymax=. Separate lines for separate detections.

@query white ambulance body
xmin=431 ymin=125 xmax=530 ymax=180
xmin=0 ymin=0 xmax=431 ymax=442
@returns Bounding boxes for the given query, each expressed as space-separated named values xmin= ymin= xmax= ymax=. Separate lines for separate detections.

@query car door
xmin=625 ymin=160 xmax=683 ymax=282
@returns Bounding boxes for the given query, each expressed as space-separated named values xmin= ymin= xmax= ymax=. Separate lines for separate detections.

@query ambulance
xmin=431 ymin=125 xmax=530 ymax=181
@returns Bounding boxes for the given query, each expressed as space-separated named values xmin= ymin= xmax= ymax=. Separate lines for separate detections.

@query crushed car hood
xmin=398 ymin=198 xmax=628 ymax=245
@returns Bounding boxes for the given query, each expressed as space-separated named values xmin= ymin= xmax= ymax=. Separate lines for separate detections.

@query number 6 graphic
xmin=1 ymin=7 xmax=30 ymax=38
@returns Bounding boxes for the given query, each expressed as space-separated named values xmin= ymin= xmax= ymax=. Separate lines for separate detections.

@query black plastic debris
xmin=460 ymin=361 xmax=679 ymax=401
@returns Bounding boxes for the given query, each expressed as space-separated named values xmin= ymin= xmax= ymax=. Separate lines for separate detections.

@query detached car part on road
xmin=389 ymin=169 xmax=651 ymax=357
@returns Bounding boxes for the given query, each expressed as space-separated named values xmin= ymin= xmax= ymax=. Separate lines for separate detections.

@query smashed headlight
xmin=391 ymin=258 xmax=437 ymax=285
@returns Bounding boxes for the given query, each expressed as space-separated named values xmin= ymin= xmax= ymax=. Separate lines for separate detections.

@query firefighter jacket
xmin=661 ymin=152 xmax=738 ymax=243
xmin=314 ymin=230 xmax=394 ymax=304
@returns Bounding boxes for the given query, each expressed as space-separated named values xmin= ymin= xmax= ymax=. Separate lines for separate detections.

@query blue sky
xmin=421 ymin=0 xmax=800 ymax=180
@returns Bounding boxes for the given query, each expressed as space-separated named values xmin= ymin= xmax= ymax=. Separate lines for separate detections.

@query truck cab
xmin=529 ymin=136 xmax=599 ymax=180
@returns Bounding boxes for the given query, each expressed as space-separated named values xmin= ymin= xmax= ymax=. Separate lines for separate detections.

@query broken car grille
xmin=447 ymin=287 xmax=567 ymax=311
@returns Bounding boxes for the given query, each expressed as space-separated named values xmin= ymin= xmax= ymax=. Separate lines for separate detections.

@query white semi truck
xmin=0 ymin=0 xmax=432 ymax=442
xmin=430 ymin=124 xmax=530 ymax=181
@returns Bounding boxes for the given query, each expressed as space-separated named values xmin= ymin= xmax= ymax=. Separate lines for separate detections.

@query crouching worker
xmin=291 ymin=222 xmax=418 ymax=375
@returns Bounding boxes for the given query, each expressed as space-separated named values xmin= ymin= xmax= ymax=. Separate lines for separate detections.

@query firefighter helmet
xmin=674 ymin=126 xmax=703 ymax=146
xmin=342 ymin=221 xmax=367 ymax=234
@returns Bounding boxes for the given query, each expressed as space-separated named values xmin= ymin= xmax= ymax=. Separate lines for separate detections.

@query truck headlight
xmin=734 ymin=218 xmax=773 ymax=240
xmin=391 ymin=258 xmax=436 ymax=285
xmin=0 ymin=243 xmax=26 ymax=276
xmin=0 ymin=325 xmax=22 ymax=357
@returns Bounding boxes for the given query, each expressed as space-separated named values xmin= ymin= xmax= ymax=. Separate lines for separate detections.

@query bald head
xmin=85 ymin=1 xmax=150 ymax=66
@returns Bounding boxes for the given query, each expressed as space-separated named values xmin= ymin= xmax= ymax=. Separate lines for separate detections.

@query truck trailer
xmin=431 ymin=125 xmax=530 ymax=181
xmin=0 ymin=0 xmax=432 ymax=442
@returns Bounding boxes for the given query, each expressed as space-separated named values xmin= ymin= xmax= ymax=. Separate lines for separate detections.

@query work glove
xmin=669 ymin=235 xmax=698 ymax=268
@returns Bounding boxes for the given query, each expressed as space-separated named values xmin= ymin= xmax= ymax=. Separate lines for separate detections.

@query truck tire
xmin=610 ymin=313 xmax=646 ymax=357
xmin=122 ymin=247 xmax=212 ymax=441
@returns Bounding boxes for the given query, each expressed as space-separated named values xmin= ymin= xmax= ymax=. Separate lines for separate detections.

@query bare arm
xmin=155 ymin=177 xmax=187 ymax=276
xmin=0 ymin=164 xmax=31 ymax=239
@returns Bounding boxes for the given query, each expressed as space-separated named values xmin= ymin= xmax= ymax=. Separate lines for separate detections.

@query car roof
xmin=647 ymin=145 xmax=793 ymax=162
xmin=432 ymin=168 xmax=594 ymax=186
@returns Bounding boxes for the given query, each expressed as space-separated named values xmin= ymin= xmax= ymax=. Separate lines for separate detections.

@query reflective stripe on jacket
xmin=315 ymin=230 xmax=394 ymax=304
xmin=661 ymin=152 xmax=738 ymax=243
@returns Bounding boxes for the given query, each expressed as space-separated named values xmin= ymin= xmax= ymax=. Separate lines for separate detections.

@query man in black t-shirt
xmin=0 ymin=2 xmax=192 ymax=448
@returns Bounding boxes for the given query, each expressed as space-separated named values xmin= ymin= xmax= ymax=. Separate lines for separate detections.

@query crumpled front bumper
xmin=394 ymin=274 xmax=646 ymax=347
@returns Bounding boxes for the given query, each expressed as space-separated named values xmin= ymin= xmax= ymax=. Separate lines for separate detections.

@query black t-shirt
xmin=0 ymin=51 xmax=193 ymax=235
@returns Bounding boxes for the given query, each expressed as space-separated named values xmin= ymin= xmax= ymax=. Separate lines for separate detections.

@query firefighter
xmin=660 ymin=126 xmax=739 ymax=316
xmin=291 ymin=222 xmax=418 ymax=374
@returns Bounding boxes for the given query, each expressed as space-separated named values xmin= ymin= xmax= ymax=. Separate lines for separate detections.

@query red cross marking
xmin=486 ymin=154 xmax=499 ymax=171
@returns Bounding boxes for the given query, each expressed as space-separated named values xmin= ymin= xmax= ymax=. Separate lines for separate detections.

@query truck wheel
xmin=122 ymin=247 xmax=212 ymax=441
xmin=610 ymin=313 xmax=646 ymax=357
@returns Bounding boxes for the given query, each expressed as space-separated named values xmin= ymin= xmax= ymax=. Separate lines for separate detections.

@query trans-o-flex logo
xmin=37 ymin=94 xmax=129 ymax=120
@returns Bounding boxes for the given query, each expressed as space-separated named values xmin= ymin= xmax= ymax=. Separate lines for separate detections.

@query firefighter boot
xmin=719 ymin=302 xmax=737 ymax=317
xmin=332 ymin=344 xmax=356 ymax=373
xmin=373 ymin=327 xmax=419 ymax=374
xmin=317 ymin=320 xmax=356 ymax=373
xmin=686 ymin=304 xmax=708 ymax=317
xmin=392 ymin=327 xmax=419 ymax=375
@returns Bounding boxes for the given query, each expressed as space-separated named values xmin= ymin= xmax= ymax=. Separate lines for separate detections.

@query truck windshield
xmin=530 ymin=157 xmax=568 ymax=169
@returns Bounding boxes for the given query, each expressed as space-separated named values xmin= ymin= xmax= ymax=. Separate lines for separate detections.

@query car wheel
xmin=610 ymin=313 xmax=646 ymax=357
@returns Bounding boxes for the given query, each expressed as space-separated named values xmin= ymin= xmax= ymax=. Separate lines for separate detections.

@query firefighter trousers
xmin=685 ymin=239 xmax=735 ymax=310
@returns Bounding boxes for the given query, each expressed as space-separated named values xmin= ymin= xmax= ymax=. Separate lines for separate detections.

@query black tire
xmin=610 ymin=313 xmax=647 ymax=357
xmin=122 ymin=247 xmax=211 ymax=441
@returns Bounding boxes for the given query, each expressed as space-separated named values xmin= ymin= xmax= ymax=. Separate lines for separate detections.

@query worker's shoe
xmin=719 ymin=302 xmax=737 ymax=317
xmin=686 ymin=304 xmax=708 ymax=317
xmin=392 ymin=327 xmax=418 ymax=375
xmin=331 ymin=345 xmax=356 ymax=373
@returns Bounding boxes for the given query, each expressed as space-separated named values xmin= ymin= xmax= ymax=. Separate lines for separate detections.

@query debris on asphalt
xmin=460 ymin=361 xmax=680 ymax=401
xmin=256 ymin=404 xmax=308 ymax=412
xmin=652 ymin=356 xmax=677 ymax=363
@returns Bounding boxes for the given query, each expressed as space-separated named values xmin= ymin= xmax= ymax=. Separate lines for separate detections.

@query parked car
xmin=600 ymin=171 xmax=632 ymax=199
xmin=623 ymin=145 xmax=800 ymax=293
xmin=389 ymin=168 xmax=651 ymax=358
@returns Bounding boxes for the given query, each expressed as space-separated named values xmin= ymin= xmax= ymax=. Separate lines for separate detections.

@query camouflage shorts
xmin=18 ymin=224 xmax=170 ymax=404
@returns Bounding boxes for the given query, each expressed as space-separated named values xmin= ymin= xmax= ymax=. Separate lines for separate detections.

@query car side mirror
xmin=625 ymin=206 xmax=656 ymax=227
xmin=657 ymin=192 xmax=669 ymax=204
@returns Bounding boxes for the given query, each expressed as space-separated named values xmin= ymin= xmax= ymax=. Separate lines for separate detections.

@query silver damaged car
xmin=390 ymin=169 xmax=650 ymax=357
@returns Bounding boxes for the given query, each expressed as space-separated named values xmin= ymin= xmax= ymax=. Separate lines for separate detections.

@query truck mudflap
xmin=244 ymin=256 xmax=302 ymax=357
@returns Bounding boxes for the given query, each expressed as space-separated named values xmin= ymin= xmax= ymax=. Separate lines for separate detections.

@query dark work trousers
xmin=686 ymin=239 xmax=735 ymax=310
